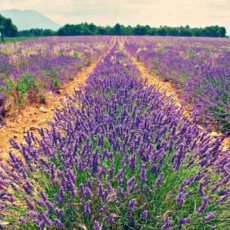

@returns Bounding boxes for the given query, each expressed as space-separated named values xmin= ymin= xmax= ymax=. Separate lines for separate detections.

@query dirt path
xmin=0 ymin=42 xmax=115 ymax=160
xmin=127 ymin=51 xmax=230 ymax=150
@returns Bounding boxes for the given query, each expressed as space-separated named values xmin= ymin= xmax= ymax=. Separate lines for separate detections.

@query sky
xmin=1 ymin=0 xmax=230 ymax=34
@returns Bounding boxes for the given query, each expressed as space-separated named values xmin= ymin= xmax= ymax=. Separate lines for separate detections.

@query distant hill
xmin=0 ymin=9 xmax=60 ymax=31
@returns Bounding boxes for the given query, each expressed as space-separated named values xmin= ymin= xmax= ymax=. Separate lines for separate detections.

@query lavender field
xmin=0 ymin=37 xmax=111 ymax=126
xmin=0 ymin=37 xmax=229 ymax=229
xmin=125 ymin=36 xmax=230 ymax=132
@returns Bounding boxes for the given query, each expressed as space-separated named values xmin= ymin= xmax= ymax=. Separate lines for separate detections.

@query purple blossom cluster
xmin=0 ymin=42 xmax=229 ymax=229
xmin=125 ymin=36 xmax=230 ymax=132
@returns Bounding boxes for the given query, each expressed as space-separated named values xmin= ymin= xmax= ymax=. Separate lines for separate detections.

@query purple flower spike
xmin=23 ymin=180 xmax=34 ymax=194
xmin=84 ymin=201 xmax=91 ymax=215
xmin=139 ymin=163 xmax=147 ymax=182
xmin=19 ymin=218 xmax=28 ymax=224
xmin=128 ymin=154 xmax=136 ymax=170
xmin=54 ymin=219 xmax=63 ymax=228
xmin=140 ymin=210 xmax=148 ymax=219
xmin=203 ymin=212 xmax=216 ymax=222
xmin=54 ymin=208 xmax=64 ymax=219
xmin=161 ymin=216 xmax=173 ymax=230
xmin=197 ymin=196 xmax=209 ymax=215
xmin=94 ymin=220 xmax=102 ymax=230
xmin=176 ymin=187 xmax=184 ymax=206
xmin=108 ymin=213 xmax=116 ymax=224
xmin=128 ymin=198 xmax=137 ymax=209
xmin=178 ymin=217 xmax=191 ymax=225
xmin=24 ymin=197 xmax=35 ymax=210
xmin=156 ymin=173 xmax=164 ymax=186
xmin=26 ymin=211 xmax=38 ymax=218
xmin=41 ymin=211 xmax=53 ymax=225
xmin=127 ymin=176 xmax=135 ymax=187
xmin=38 ymin=220 xmax=45 ymax=229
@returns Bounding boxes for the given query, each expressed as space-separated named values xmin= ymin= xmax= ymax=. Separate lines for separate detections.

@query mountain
xmin=0 ymin=9 xmax=60 ymax=31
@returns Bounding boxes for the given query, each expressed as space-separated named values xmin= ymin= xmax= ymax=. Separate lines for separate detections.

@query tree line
xmin=56 ymin=23 xmax=227 ymax=37
xmin=19 ymin=23 xmax=226 ymax=38
xmin=0 ymin=13 xmax=227 ymax=40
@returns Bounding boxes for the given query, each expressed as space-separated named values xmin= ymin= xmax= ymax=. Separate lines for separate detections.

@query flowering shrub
xmin=0 ymin=44 xmax=229 ymax=229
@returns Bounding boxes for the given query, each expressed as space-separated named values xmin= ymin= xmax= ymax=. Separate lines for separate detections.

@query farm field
xmin=125 ymin=36 xmax=230 ymax=133
xmin=0 ymin=36 xmax=229 ymax=229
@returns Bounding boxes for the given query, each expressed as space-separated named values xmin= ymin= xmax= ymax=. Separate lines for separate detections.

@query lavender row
xmin=0 ymin=43 xmax=229 ymax=229
xmin=125 ymin=36 xmax=230 ymax=132
xmin=0 ymin=36 xmax=112 ymax=127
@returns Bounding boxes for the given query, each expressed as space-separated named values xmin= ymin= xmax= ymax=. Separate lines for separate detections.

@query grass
xmin=3 ymin=37 xmax=38 ymax=43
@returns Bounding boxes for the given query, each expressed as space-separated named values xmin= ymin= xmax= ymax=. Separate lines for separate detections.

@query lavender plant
xmin=0 ymin=44 xmax=229 ymax=229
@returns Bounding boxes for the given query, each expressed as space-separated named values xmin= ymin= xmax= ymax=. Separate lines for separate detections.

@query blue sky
xmin=1 ymin=0 xmax=230 ymax=33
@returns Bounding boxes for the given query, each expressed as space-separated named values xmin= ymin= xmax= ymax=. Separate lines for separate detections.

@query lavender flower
xmin=197 ymin=196 xmax=209 ymax=215
xmin=54 ymin=208 xmax=64 ymax=219
xmin=156 ymin=173 xmax=164 ymax=186
xmin=93 ymin=221 xmax=102 ymax=230
xmin=41 ymin=211 xmax=53 ymax=225
xmin=178 ymin=217 xmax=191 ymax=225
xmin=128 ymin=154 xmax=136 ymax=170
xmin=38 ymin=220 xmax=45 ymax=228
xmin=203 ymin=212 xmax=216 ymax=222
xmin=26 ymin=211 xmax=38 ymax=218
xmin=84 ymin=201 xmax=91 ymax=215
xmin=100 ymin=205 xmax=107 ymax=213
xmin=140 ymin=210 xmax=148 ymax=219
xmin=127 ymin=176 xmax=135 ymax=187
xmin=53 ymin=219 xmax=63 ymax=228
xmin=24 ymin=197 xmax=35 ymax=210
xmin=128 ymin=198 xmax=137 ymax=209
xmin=176 ymin=187 xmax=184 ymax=206
xmin=139 ymin=163 xmax=147 ymax=181
xmin=161 ymin=216 xmax=173 ymax=230
xmin=19 ymin=218 xmax=28 ymax=224
xmin=108 ymin=213 xmax=116 ymax=224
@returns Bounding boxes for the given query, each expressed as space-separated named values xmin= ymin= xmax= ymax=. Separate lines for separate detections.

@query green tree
xmin=218 ymin=26 xmax=226 ymax=37
xmin=149 ymin=27 xmax=157 ymax=35
xmin=112 ymin=23 xmax=122 ymax=35
xmin=42 ymin=29 xmax=56 ymax=36
xmin=0 ymin=15 xmax=18 ymax=42
xmin=166 ymin=27 xmax=180 ymax=36
xmin=191 ymin=28 xmax=202 ymax=37
xmin=56 ymin=23 xmax=227 ymax=38
xmin=179 ymin=25 xmax=192 ymax=36
xmin=157 ymin=26 xmax=167 ymax=36
xmin=88 ymin=23 xmax=98 ymax=35
xmin=133 ymin=25 xmax=150 ymax=35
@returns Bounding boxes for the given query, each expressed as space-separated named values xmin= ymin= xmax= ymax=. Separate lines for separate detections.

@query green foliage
xmin=5 ymin=37 xmax=36 ymax=43
xmin=157 ymin=26 xmax=168 ymax=36
xmin=56 ymin=23 xmax=227 ymax=37
xmin=3 ymin=72 xmax=43 ymax=105
xmin=0 ymin=14 xmax=18 ymax=42
xmin=17 ymin=29 xmax=56 ymax=37
xmin=50 ymin=74 xmax=60 ymax=89
xmin=186 ymin=50 xmax=197 ymax=58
